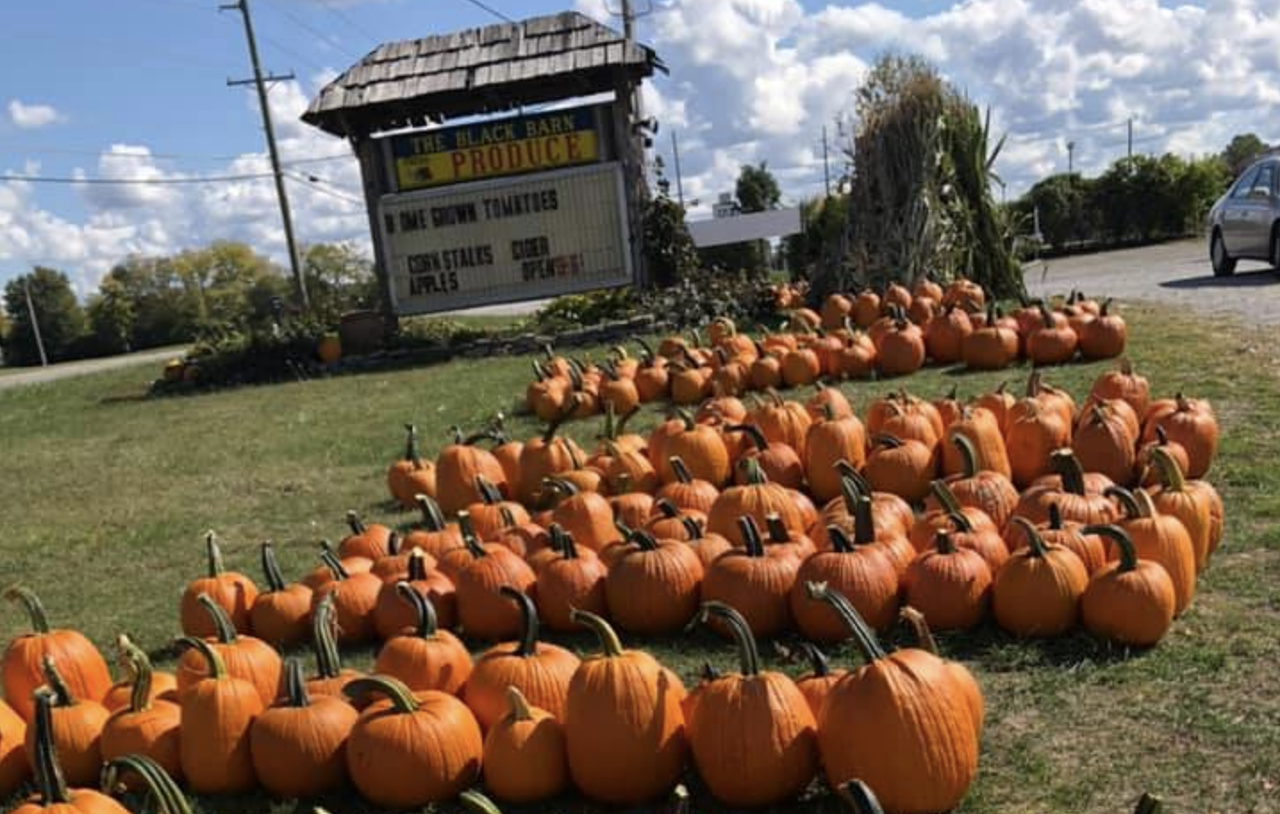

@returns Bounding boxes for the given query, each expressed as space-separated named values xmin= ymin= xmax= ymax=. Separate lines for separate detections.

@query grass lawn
xmin=1 ymin=303 xmax=1277 ymax=814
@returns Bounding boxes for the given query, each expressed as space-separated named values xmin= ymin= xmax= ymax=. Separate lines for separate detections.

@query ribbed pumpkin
xmin=482 ymin=687 xmax=569 ymax=804
xmin=805 ymin=406 xmax=868 ymax=502
xmin=604 ymin=440 xmax=660 ymax=494
xmin=605 ymin=530 xmax=704 ymax=635
xmin=975 ymin=380 xmax=1017 ymax=433
xmin=175 ymin=594 xmax=281 ymax=708
xmin=179 ymin=533 xmax=257 ymax=639
xmin=176 ymin=637 xmax=263 ymax=794
xmin=1081 ymin=525 xmax=1176 ymax=647
xmin=1008 ymin=449 xmax=1119 ymax=548
xmin=924 ymin=306 xmax=972 ymax=364
xmin=546 ymin=478 xmax=619 ymax=552
xmin=3 ymin=588 xmax=112 ymax=723
xmin=101 ymin=639 xmax=181 ymax=783
xmin=344 ymin=676 xmax=483 ymax=808
xmin=0 ymin=698 xmax=28 ymax=796
xmin=1144 ymin=447 xmax=1213 ymax=572
xmin=931 ymin=434 xmax=1018 ymax=530
xmin=942 ymin=406 xmax=1012 ymax=479
xmin=792 ymin=524 xmax=899 ymax=639
xmin=250 ymin=658 xmax=357 ymax=798
xmin=1142 ymin=394 xmax=1219 ymax=478
xmin=564 ymin=610 xmax=688 ymax=805
xmin=993 ymin=518 xmax=1088 ymax=637
xmin=752 ymin=391 xmax=813 ymax=458
xmin=534 ymin=526 xmax=609 ymax=632
xmin=516 ymin=407 xmax=583 ymax=505
xmin=897 ymin=606 xmax=985 ymax=737
xmin=308 ymin=548 xmax=382 ymax=644
xmin=388 ymin=423 xmax=437 ymax=507
xmin=436 ymin=428 xmax=508 ymax=515
xmin=877 ymin=314 xmax=927 ymax=376
xmin=700 ymin=517 xmax=798 ymax=637
xmin=864 ymin=435 xmax=936 ymax=503
xmin=12 ymin=691 xmax=128 ymax=814
xmin=944 ymin=510 xmax=1010 ymax=574
xmin=1106 ymin=487 xmax=1197 ymax=616
xmin=21 ymin=658 xmax=107 ymax=787
xmin=372 ymin=548 xmax=456 ymax=639
xmin=655 ymin=456 xmax=720 ymax=514
xmin=731 ymin=424 xmax=804 ymax=489
xmin=375 ymin=582 xmax=472 ymax=695
xmin=903 ymin=530 xmax=993 ymax=631
xmin=403 ymin=494 xmax=464 ymax=560
xmin=337 ymin=510 xmax=393 ymax=561
xmin=707 ymin=459 xmax=805 ymax=546
xmin=1029 ymin=504 xmax=1108 ymax=575
xmin=463 ymin=588 xmax=579 ymax=731
xmin=1005 ymin=397 xmax=1071 ymax=488
xmin=1026 ymin=303 xmax=1078 ymax=365
xmin=962 ymin=304 xmax=1019 ymax=370
xmin=305 ymin=594 xmax=365 ymax=702
xmin=805 ymin=583 xmax=980 ymax=813
xmin=452 ymin=519 xmax=537 ymax=641
xmin=788 ymin=642 xmax=847 ymax=721
xmin=686 ymin=602 xmax=818 ymax=807
xmin=1074 ymin=401 xmax=1139 ymax=487
xmin=1090 ymin=358 xmax=1149 ymax=418
xmin=249 ymin=543 xmax=312 ymax=648
xmin=1078 ymin=299 xmax=1127 ymax=359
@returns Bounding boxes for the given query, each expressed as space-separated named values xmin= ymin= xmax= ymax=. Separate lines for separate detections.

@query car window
xmin=1252 ymin=164 xmax=1276 ymax=198
xmin=1232 ymin=166 xmax=1260 ymax=198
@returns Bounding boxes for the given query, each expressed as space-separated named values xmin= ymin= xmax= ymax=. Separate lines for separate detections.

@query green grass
xmin=1 ymin=303 xmax=1278 ymax=814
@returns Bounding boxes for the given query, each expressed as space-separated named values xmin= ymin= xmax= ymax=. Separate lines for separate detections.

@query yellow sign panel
xmin=395 ymin=129 xmax=599 ymax=189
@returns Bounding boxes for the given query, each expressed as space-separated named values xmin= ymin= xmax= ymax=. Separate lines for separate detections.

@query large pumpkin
xmin=1080 ymin=525 xmax=1176 ymax=647
xmin=992 ymin=518 xmax=1089 ymax=637
xmin=12 ymin=691 xmax=128 ymax=814
xmin=3 ymin=588 xmax=112 ymax=723
xmin=605 ymin=530 xmax=705 ymax=635
xmin=176 ymin=637 xmax=264 ymax=794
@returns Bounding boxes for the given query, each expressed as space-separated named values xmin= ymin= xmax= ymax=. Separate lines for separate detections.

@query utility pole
xmin=22 ymin=277 xmax=48 ymax=367
xmin=221 ymin=0 xmax=309 ymax=311
xmin=621 ymin=0 xmax=634 ymax=40
xmin=670 ymin=130 xmax=685 ymax=207
xmin=1127 ymin=117 xmax=1133 ymax=160
xmin=822 ymin=123 xmax=831 ymax=197
xmin=1067 ymin=140 xmax=1075 ymax=175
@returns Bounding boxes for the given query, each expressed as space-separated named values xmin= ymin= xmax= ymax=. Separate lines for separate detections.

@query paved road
xmin=1024 ymin=239 xmax=1279 ymax=326
xmin=0 ymin=346 xmax=181 ymax=391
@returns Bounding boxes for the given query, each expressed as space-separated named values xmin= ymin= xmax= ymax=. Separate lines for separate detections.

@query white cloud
xmin=7 ymin=99 xmax=65 ymax=129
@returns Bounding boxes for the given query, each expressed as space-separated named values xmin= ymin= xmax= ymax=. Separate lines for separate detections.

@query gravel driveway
xmin=0 ymin=346 xmax=181 ymax=391
xmin=1024 ymin=239 xmax=1279 ymax=327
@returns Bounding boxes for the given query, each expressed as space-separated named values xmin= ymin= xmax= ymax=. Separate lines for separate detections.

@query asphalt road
xmin=0 ymin=346 xmax=181 ymax=391
xmin=1024 ymin=239 xmax=1279 ymax=327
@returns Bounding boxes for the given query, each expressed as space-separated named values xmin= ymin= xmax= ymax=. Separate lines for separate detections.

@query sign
xmin=388 ymin=106 xmax=604 ymax=191
xmin=378 ymin=162 xmax=632 ymax=315
xmin=687 ymin=207 xmax=802 ymax=248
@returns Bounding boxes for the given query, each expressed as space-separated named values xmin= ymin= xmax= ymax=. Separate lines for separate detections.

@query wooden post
xmin=612 ymin=73 xmax=648 ymax=287
xmin=353 ymin=136 xmax=399 ymax=338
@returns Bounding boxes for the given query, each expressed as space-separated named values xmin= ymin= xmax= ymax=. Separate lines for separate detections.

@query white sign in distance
xmin=377 ymin=162 xmax=633 ymax=315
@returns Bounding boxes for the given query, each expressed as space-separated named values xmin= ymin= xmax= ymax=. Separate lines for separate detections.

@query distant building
xmin=712 ymin=192 xmax=740 ymax=219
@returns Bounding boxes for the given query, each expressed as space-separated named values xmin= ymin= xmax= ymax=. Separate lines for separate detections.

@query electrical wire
xmin=458 ymin=0 xmax=515 ymax=24
xmin=286 ymin=171 xmax=365 ymax=206
xmin=0 ymin=172 xmax=274 ymax=185
xmin=313 ymin=0 xmax=381 ymax=46
xmin=259 ymin=0 xmax=362 ymax=61
xmin=0 ymin=142 xmax=353 ymax=166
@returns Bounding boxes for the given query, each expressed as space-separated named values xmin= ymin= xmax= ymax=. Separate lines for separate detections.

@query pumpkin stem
xmin=739 ymin=457 xmax=770 ymax=485
xmin=1050 ymin=449 xmax=1088 ymax=495
xmin=696 ymin=601 xmax=760 ymax=676
xmin=654 ymin=498 xmax=680 ymax=519
xmin=346 ymin=511 xmax=366 ymax=536
xmin=31 ymin=690 xmax=71 ymax=804
xmin=343 ymin=675 xmax=420 ymax=713
xmin=872 ymin=433 xmax=904 ymax=450
xmin=281 ymin=657 xmax=311 ymax=708
xmin=627 ymin=528 xmax=660 ymax=552
xmin=947 ymin=510 xmax=975 ymax=534
xmin=542 ymin=398 xmax=577 ymax=443
xmin=1104 ymin=485 xmax=1144 ymax=520
xmin=549 ymin=525 xmax=580 ymax=561
xmin=415 ymin=494 xmax=448 ymax=532
xmin=118 ymin=636 xmax=156 ymax=714
xmin=1150 ymin=447 xmax=1188 ymax=493
xmin=543 ymin=477 xmax=579 ymax=498
xmin=459 ymin=790 xmax=505 ymax=814
xmin=804 ymin=582 xmax=888 ymax=662
xmin=951 ymin=433 xmax=983 ymax=477
xmin=503 ymin=587 xmax=541 ymax=657
xmin=571 ymin=608 xmax=626 ymax=658
xmin=505 ymin=686 xmax=534 ymax=722
xmin=797 ymin=641 xmax=832 ymax=677
xmin=405 ymin=548 xmax=429 ymax=582
xmin=196 ymin=593 xmax=239 ymax=644
xmin=41 ymin=655 xmax=76 ymax=707
xmin=737 ymin=516 xmax=765 ymax=557
xmin=311 ymin=594 xmax=343 ymax=680
xmin=1047 ymin=502 xmax=1066 ymax=530
xmin=852 ymin=495 xmax=877 ymax=546
xmin=101 ymin=755 xmax=193 ymax=814
xmin=929 ymin=479 xmax=965 ymax=516
xmin=837 ymin=780 xmax=888 ymax=814
xmin=764 ymin=513 xmax=791 ymax=545
xmin=260 ymin=542 xmax=288 ymax=593
xmin=402 ymin=423 xmax=422 ymax=466
xmin=175 ymin=636 xmax=227 ymax=680
xmin=396 ymin=581 xmax=439 ymax=639
xmin=1011 ymin=517 xmax=1050 ymax=558
xmin=669 ymin=456 xmax=695 ymax=485
xmin=727 ymin=423 xmax=769 ymax=451
xmin=476 ymin=476 xmax=505 ymax=505
xmin=898 ymin=606 xmax=939 ymax=655
xmin=203 ymin=531 xmax=226 ymax=578
xmin=934 ymin=529 xmax=959 ymax=554
xmin=319 ymin=546 xmax=350 ymax=582
xmin=1082 ymin=524 xmax=1139 ymax=572
xmin=4 ymin=586 xmax=52 ymax=634
xmin=457 ymin=511 xmax=487 ymax=559
xmin=386 ymin=531 xmax=402 ymax=557
xmin=1134 ymin=793 xmax=1163 ymax=814
xmin=678 ymin=516 xmax=703 ymax=541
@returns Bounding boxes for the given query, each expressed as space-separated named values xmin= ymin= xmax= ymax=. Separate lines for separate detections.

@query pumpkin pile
xmin=521 ymin=284 xmax=1126 ymax=416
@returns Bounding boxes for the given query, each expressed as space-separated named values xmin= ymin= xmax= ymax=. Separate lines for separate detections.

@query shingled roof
xmin=302 ymin=11 xmax=664 ymax=138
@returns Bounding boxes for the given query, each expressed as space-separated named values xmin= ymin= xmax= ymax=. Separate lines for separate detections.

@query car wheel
xmin=1212 ymin=233 xmax=1237 ymax=277
xmin=1272 ymin=228 xmax=1280 ymax=272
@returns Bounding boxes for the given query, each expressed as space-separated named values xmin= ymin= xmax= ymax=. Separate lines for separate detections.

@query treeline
xmin=1 ymin=242 xmax=376 ymax=367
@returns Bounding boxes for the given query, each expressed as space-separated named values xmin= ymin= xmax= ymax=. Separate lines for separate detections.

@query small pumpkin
xmin=387 ymin=423 xmax=437 ymax=507
xmin=931 ymin=434 xmax=1018 ymax=530
xmin=1106 ymin=487 xmax=1197 ymax=616
xmin=248 ymin=542 xmax=313 ymax=648
xmin=374 ymin=582 xmax=473 ymax=695
xmin=534 ymin=525 xmax=609 ymax=632
xmin=305 ymin=594 xmax=364 ymax=701
xmin=546 ymin=478 xmax=619 ymax=552
xmin=805 ymin=405 xmax=868 ymax=503
xmin=101 ymin=638 xmax=182 ymax=783
xmin=903 ymin=530 xmax=993 ymax=631
xmin=22 ymin=658 xmax=107 ymax=787
xmin=1144 ymin=447 xmax=1213 ymax=572
xmin=1142 ymin=393 xmax=1219 ymax=478
xmin=481 ymin=687 xmax=569 ymax=804
xmin=707 ymin=458 xmax=806 ymax=545
xmin=372 ymin=548 xmax=457 ymax=640
xmin=792 ymin=524 xmax=899 ymax=639
xmin=605 ymin=529 xmax=705 ymax=635
xmin=337 ymin=510 xmax=393 ymax=561
xmin=308 ymin=548 xmax=383 ymax=644
xmin=655 ymin=456 xmax=720 ymax=514
xmin=864 ymin=435 xmax=936 ymax=503
xmin=701 ymin=517 xmax=799 ymax=638
xmin=730 ymin=423 xmax=804 ymax=489
xmin=179 ymin=532 xmax=257 ymax=639
xmin=786 ymin=641 xmax=847 ymax=721
xmin=452 ymin=515 xmax=538 ymax=640
xmin=993 ymin=518 xmax=1089 ymax=637
xmin=1080 ymin=525 xmax=1176 ymax=647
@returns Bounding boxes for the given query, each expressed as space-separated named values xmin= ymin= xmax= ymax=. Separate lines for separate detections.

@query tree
xmin=784 ymin=193 xmax=848 ymax=280
xmin=642 ymin=157 xmax=700 ymax=287
xmin=736 ymin=162 xmax=781 ymax=213
xmin=2 ymin=267 xmax=88 ymax=366
xmin=1016 ymin=174 xmax=1092 ymax=249
xmin=99 ymin=255 xmax=201 ymax=349
xmin=302 ymin=242 xmax=378 ymax=324
xmin=171 ymin=241 xmax=284 ymax=329
xmin=1222 ymin=133 xmax=1268 ymax=177
xmin=86 ymin=276 xmax=135 ymax=355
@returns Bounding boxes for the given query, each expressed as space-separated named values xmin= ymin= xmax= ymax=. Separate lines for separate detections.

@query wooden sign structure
xmin=302 ymin=11 xmax=664 ymax=323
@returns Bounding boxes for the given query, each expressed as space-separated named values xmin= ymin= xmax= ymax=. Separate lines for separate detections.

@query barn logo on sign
xmin=390 ymin=106 xmax=602 ymax=191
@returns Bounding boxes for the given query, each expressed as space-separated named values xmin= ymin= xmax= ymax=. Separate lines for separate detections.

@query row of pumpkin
xmin=1 ymin=580 xmax=980 ymax=814
xmin=521 ymin=284 xmax=1127 ymax=423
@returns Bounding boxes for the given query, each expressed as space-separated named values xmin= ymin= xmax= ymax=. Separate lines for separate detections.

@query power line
xmin=259 ymin=0 xmax=361 ymax=61
xmin=286 ymin=171 xmax=364 ymax=206
xmin=458 ymin=0 xmax=515 ymax=23
xmin=0 ymin=142 xmax=354 ymax=166
xmin=1 ymin=172 xmax=274 ymax=185
xmin=313 ymin=0 xmax=381 ymax=46
xmin=260 ymin=33 xmax=331 ymax=74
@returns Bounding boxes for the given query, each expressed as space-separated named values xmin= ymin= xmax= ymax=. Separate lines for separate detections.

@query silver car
xmin=1207 ymin=155 xmax=1280 ymax=276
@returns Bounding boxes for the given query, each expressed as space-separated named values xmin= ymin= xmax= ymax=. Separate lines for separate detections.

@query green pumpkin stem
xmin=402 ymin=424 xmax=422 ymax=466
xmin=837 ymin=780 xmax=887 ymax=814
xmin=947 ymin=510 xmax=975 ymax=534
xmin=476 ymin=476 xmax=505 ymax=505
xmin=1149 ymin=446 xmax=1188 ymax=493
xmin=346 ymin=511 xmax=366 ymax=536
xmin=1134 ymin=793 xmax=1163 ymax=814
xmin=395 ymin=581 xmax=439 ymax=639
xmin=311 ymin=594 xmax=343 ymax=679
xmin=571 ymin=608 xmax=626 ymax=658
xmin=804 ymin=582 xmax=888 ymax=662
xmin=627 ymin=528 xmax=660 ymax=552
xmin=1104 ymin=485 xmax=1144 ymax=520
xmin=826 ymin=524 xmax=855 ymax=553
xmin=404 ymin=548 xmax=428 ymax=582
xmin=654 ymin=498 xmax=680 ymax=519
xmin=415 ymin=494 xmax=448 ymax=532
xmin=175 ymin=636 xmax=227 ymax=679
xmin=550 ymin=525 xmax=580 ymax=560
xmin=951 ymin=433 xmax=983 ymax=477
xmin=40 ymin=655 xmax=75 ymax=706
xmin=4 ymin=586 xmax=52 ymax=634
xmin=31 ymin=690 xmax=71 ymax=804
xmin=503 ymin=587 xmax=541 ymax=657
xmin=203 ymin=531 xmax=225 ymax=578
xmin=796 ymin=641 xmax=832 ymax=677
xmin=934 ymin=529 xmax=959 ymax=554
xmin=100 ymin=754 xmax=193 ymax=814
xmin=739 ymin=457 xmax=769 ymax=485
xmin=457 ymin=511 xmax=487 ymax=559
xmin=1082 ymin=524 xmax=1139 ymax=572
xmin=679 ymin=516 xmax=703 ymax=541
xmin=898 ymin=606 xmax=939 ymax=654
xmin=931 ymin=478 xmax=966 ymax=516
xmin=1051 ymin=449 xmax=1088 ymax=495
xmin=343 ymin=675 xmax=419 ymax=713
xmin=1048 ymin=502 xmax=1066 ymax=530
xmin=319 ymin=546 xmax=350 ymax=582
xmin=697 ymin=601 xmax=760 ymax=676
xmin=260 ymin=542 xmax=288 ymax=593
xmin=117 ymin=635 xmax=156 ymax=714
xmin=1011 ymin=517 xmax=1050 ymax=558
xmin=677 ymin=408 xmax=698 ymax=431
xmin=504 ymin=686 xmax=534 ymax=723
xmin=281 ymin=658 xmax=311 ymax=708
xmin=852 ymin=494 xmax=877 ymax=546
xmin=459 ymin=789 xmax=505 ymax=814
xmin=737 ymin=516 xmax=765 ymax=557
xmin=727 ymin=423 xmax=769 ymax=451
xmin=669 ymin=456 xmax=695 ymax=484
xmin=196 ymin=593 xmax=238 ymax=644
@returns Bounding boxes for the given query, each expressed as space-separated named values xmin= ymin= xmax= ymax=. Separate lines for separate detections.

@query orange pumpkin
xmin=3 ymin=588 xmax=112 ymax=724
xmin=179 ymin=533 xmax=257 ymax=640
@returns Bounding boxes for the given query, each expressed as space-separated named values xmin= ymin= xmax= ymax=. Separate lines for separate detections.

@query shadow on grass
xmin=1159 ymin=268 xmax=1278 ymax=290
xmin=910 ymin=622 xmax=1156 ymax=672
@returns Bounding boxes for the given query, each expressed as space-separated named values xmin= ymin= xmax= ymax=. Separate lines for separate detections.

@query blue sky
xmin=3 ymin=0 xmax=1278 ymax=294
